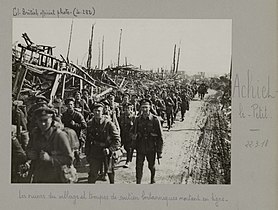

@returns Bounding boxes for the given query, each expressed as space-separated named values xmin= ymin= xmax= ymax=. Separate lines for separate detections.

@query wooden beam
xmin=61 ymin=74 xmax=66 ymax=99
xmin=24 ymin=63 xmax=98 ymax=88
xmin=70 ymin=62 xmax=98 ymax=83
xmin=49 ymin=74 xmax=62 ymax=104
xmin=95 ymin=87 xmax=113 ymax=98
xmin=15 ymin=66 xmax=28 ymax=100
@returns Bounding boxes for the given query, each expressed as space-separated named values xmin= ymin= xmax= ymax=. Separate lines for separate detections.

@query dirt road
xmin=76 ymin=89 xmax=230 ymax=184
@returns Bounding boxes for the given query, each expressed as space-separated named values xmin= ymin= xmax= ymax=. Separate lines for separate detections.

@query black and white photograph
xmin=12 ymin=18 xmax=232 ymax=184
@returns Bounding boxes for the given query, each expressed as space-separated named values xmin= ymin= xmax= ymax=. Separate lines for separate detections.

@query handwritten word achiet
xmin=233 ymin=69 xmax=275 ymax=99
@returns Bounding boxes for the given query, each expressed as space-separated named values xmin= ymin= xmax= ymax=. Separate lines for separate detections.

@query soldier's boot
xmin=108 ymin=172 xmax=115 ymax=184
xmin=181 ymin=112 xmax=185 ymax=121
xmin=136 ymin=171 xmax=143 ymax=184
xmin=123 ymin=161 xmax=130 ymax=168
xmin=129 ymin=149 xmax=134 ymax=162
xmin=98 ymin=173 xmax=107 ymax=181
xmin=88 ymin=173 xmax=97 ymax=184
xmin=150 ymin=169 xmax=156 ymax=184
xmin=74 ymin=151 xmax=81 ymax=166
xmin=124 ymin=149 xmax=133 ymax=168
xmin=136 ymin=178 xmax=142 ymax=184
xmin=97 ymin=162 xmax=107 ymax=181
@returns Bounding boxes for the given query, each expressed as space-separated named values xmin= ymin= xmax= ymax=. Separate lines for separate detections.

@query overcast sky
xmin=13 ymin=18 xmax=231 ymax=74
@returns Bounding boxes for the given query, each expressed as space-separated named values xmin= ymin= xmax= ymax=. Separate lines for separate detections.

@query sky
xmin=13 ymin=18 xmax=232 ymax=75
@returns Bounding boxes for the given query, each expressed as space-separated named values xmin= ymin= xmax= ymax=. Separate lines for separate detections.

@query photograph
xmin=11 ymin=18 xmax=232 ymax=184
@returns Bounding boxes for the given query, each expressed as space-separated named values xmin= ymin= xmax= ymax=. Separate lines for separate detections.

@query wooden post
xmin=229 ymin=56 xmax=232 ymax=80
xmin=117 ymin=29 xmax=123 ymax=66
xmin=72 ymin=70 xmax=75 ymax=86
xmin=90 ymin=86 xmax=94 ymax=98
xmin=101 ymin=35 xmax=104 ymax=70
xmin=16 ymin=107 xmax=21 ymax=143
xmin=176 ymin=46 xmax=180 ymax=74
xmin=61 ymin=74 xmax=66 ymax=99
xmin=49 ymin=74 xmax=62 ymax=104
xmin=66 ymin=20 xmax=74 ymax=63
xmin=98 ymin=42 xmax=100 ymax=69
xmin=87 ymin=24 xmax=95 ymax=69
xmin=172 ymin=44 xmax=176 ymax=74
xmin=80 ymin=78 xmax=83 ymax=92
xmin=19 ymin=47 xmax=26 ymax=63
xmin=15 ymin=66 xmax=28 ymax=100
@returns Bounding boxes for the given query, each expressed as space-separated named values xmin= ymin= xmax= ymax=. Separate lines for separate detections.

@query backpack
xmin=52 ymin=127 xmax=79 ymax=183
xmin=60 ymin=127 xmax=80 ymax=152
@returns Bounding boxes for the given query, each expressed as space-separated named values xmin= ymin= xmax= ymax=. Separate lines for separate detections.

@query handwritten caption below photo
xmin=18 ymin=190 xmax=228 ymax=207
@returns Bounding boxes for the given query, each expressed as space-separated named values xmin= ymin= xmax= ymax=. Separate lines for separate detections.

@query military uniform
xmin=61 ymin=109 xmax=87 ymax=139
xmin=82 ymin=88 xmax=94 ymax=112
xmin=163 ymin=96 xmax=174 ymax=131
xmin=108 ymin=93 xmax=121 ymax=119
xmin=180 ymin=93 xmax=189 ymax=121
xmin=26 ymin=96 xmax=49 ymax=132
xmin=62 ymin=108 xmax=87 ymax=162
xmin=26 ymin=107 xmax=73 ymax=183
xmin=11 ymin=126 xmax=29 ymax=183
xmin=132 ymin=112 xmax=163 ymax=184
xmin=85 ymin=117 xmax=121 ymax=183
xmin=119 ymin=111 xmax=136 ymax=166
xmin=75 ymin=99 xmax=91 ymax=118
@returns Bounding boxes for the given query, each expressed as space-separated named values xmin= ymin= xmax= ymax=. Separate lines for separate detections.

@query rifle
xmin=103 ymin=152 xmax=113 ymax=174
xmin=103 ymin=148 xmax=120 ymax=174
xmin=150 ymin=132 xmax=161 ymax=165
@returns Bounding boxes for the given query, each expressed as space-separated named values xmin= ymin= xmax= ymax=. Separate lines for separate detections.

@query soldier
xmin=61 ymin=97 xmax=87 ymax=165
xmin=12 ymin=100 xmax=27 ymax=131
xmin=180 ymin=92 xmax=190 ymax=121
xmin=27 ymin=95 xmax=49 ymax=132
xmin=119 ymin=103 xmax=136 ymax=168
xmin=198 ymin=82 xmax=208 ymax=100
xmin=151 ymin=94 xmax=165 ymax=127
xmin=162 ymin=91 xmax=175 ymax=131
xmin=82 ymin=88 xmax=94 ymax=112
xmin=85 ymin=103 xmax=121 ymax=184
xmin=145 ymin=93 xmax=158 ymax=116
xmin=11 ymin=125 xmax=29 ymax=183
xmin=171 ymin=92 xmax=179 ymax=121
xmin=132 ymin=99 xmax=163 ymax=184
xmin=99 ymin=99 xmax=120 ymax=180
xmin=130 ymin=94 xmax=140 ymax=115
xmin=26 ymin=106 xmax=73 ymax=183
xmin=120 ymin=93 xmax=130 ymax=111
xmin=107 ymin=92 xmax=120 ymax=119
xmin=102 ymin=99 xmax=120 ymax=132
xmin=74 ymin=91 xmax=91 ymax=119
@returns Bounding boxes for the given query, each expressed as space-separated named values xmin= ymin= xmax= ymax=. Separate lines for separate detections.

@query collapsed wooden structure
xmin=12 ymin=34 xmax=186 ymax=106
xmin=12 ymin=32 xmax=224 ymax=109
xmin=12 ymin=34 xmax=137 ymax=104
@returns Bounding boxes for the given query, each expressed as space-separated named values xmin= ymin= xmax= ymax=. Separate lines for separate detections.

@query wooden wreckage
xmin=12 ymin=34 xmax=145 ymax=106
xmin=12 ymin=34 xmax=186 ymax=108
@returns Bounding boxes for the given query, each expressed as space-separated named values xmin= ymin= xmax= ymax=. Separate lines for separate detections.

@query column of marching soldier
xmin=11 ymin=84 xmax=199 ymax=184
